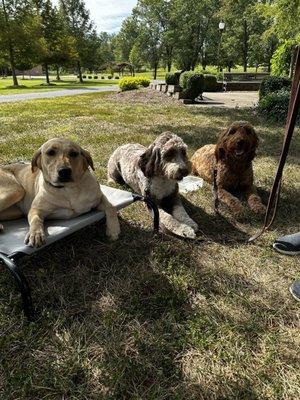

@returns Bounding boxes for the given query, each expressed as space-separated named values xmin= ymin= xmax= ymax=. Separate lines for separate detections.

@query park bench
xmin=0 ymin=185 xmax=159 ymax=321
xmin=223 ymin=72 xmax=269 ymax=91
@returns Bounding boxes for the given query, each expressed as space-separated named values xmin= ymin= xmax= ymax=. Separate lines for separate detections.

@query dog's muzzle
xmin=175 ymin=167 xmax=189 ymax=181
xmin=57 ymin=167 xmax=72 ymax=182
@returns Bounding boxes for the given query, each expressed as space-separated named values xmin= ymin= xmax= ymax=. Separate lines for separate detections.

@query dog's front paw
xmin=230 ymin=201 xmax=244 ymax=217
xmin=188 ymin=220 xmax=199 ymax=232
xmin=178 ymin=224 xmax=197 ymax=239
xmin=25 ymin=229 xmax=46 ymax=247
xmin=250 ymin=201 xmax=266 ymax=214
xmin=106 ymin=220 xmax=121 ymax=241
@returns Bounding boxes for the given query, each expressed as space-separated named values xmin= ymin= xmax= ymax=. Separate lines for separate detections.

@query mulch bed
xmin=107 ymin=88 xmax=182 ymax=106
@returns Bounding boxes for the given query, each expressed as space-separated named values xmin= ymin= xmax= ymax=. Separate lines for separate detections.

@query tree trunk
xmin=77 ymin=61 xmax=83 ymax=83
xmin=1 ymin=0 xmax=18 ymax=86
xmin=56 ymin=65 xmax=61 ymax=81
xmin=153 ymin=62 xmax=158 ymax=80
xmin=242 ymin=20 xmax=248 ymax=72
xmin=45 ymin=63 xmax=50 ymax=85
xmin=167 ymin=61 xmax=171 ymax=72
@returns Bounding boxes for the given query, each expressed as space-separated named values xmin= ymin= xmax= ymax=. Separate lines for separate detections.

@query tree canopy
xmin=0 ymin=0 xmax=299 ymax=84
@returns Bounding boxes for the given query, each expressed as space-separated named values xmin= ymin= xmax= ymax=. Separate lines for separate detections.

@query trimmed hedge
xmin=257 ymin=89 xmax=291 ymax=122
xmin=179 ymin=72 xmax=204 ymax=100
xmin=136 ymin=76 xmax=150 ymax=87
xmin=119 ymin=76 xmax=150 ymax=91
xmin=259 ymin=76 xmax=291 ymax=99
xmin=165 ymin=72 xmax=181 ymax=85
xmin=203 ymin=74 xmax=222 ymax=92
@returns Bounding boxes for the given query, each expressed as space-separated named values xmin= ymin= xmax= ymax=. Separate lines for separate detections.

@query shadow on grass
xmin=0 ymin=214 xmax=298 ymax=398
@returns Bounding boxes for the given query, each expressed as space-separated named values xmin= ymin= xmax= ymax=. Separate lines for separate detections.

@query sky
xmin=52 ymin=0 xmax=137 ymax=33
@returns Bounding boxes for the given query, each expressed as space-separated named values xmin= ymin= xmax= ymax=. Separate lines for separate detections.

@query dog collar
xmin=45 ymin=179 xmax=65 ymax=189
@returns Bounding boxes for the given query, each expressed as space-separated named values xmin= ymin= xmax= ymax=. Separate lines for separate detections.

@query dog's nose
xmin=179 ymin=167 xmax=189 ymax=177
xmin=58 ymin=167 xmax=72 ymax=180
xmin=237 ymin=140 xmax=246 ymax=147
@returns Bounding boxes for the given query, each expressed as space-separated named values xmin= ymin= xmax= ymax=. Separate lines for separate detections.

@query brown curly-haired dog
xmin=191 ymin=121 xmax=266 ymax=216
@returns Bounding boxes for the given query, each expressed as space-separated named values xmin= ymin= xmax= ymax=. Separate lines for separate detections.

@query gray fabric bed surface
xmin=0 ymin=185 xmax=134 ymax=257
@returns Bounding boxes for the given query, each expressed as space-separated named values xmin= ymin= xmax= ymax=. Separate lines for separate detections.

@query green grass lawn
xmin=0 ymin=76 xmax=118 ymax=95
xmin=0 ymin=65 xmax=267 ymax=95
xmin=0 ymin=91 xmax=299 ymax=399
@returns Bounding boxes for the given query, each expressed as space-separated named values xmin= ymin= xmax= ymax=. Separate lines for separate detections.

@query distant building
xmin=16 ymin=65 xmax=43 ymax=76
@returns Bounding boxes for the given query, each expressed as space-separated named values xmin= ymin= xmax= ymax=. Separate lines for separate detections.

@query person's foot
xmin=290 ymin=281 xmax=300 ymax=302
xmin=273 ymin=232 xmax=300 ymax=255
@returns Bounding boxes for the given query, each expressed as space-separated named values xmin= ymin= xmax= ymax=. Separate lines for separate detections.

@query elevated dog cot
xmin=0 ymin=185 xmax=159 ymax=320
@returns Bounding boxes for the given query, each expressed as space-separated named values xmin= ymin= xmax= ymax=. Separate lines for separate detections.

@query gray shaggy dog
xmin=107 ymin=132 xmax=198 ymax=238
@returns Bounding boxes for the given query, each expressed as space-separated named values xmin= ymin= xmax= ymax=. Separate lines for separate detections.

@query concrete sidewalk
xmin=198 ymin=91 xmax=259 ymax=108
xmin=0 ymin=85 xmax=118 ymax=103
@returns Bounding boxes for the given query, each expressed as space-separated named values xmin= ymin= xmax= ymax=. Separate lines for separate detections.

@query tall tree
xmin=115 ymin=16 xmax=139 ymax=62
xmin=0 ymin=0 xmax=42 ymax=86
xmin=59 ymin=0 xmax=93 ymax=83
xmin=219 ymin=0 xmax=266 ymax=72
xmin=37 ymin=0 xmax=77 ymax=84
xmin=173 ymin=0 xmax=220 ymax=71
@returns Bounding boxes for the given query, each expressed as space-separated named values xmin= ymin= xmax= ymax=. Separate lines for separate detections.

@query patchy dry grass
xmin=0 ymin=90 xmax=299 ymax=400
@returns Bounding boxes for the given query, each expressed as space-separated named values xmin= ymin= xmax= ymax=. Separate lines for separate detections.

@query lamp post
xmin=217 ymin=20 xmax=225 ymax=72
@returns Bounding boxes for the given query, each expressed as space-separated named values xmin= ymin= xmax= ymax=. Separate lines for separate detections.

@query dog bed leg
xmin=0 ymin=253 xmax=34 ymax=321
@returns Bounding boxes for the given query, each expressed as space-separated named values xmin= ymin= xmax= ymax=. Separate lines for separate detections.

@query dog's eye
xmin=47 ymin=149 xmax=56 ymax=156
xmin=69 ymin=151 xmax=79 ymax=158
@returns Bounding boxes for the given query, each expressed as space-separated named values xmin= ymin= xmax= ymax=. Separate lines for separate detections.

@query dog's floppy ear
xmin=139 ymin=145 xmax=161 ymax=178
xmin=31 ymin=148 xmax=42 ymax=172
xmin=246 ymin=125 xmax=259 ymax=162
xmin=81 ymin=149 xmax=95 ymax=171
xmin=215 ymin=145 xmax=225 ymax=162
xmin=215 ymin=126 xmax=231 ymax=162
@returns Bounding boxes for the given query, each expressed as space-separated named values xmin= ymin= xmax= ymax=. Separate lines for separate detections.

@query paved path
xmin=199 ymin=91 xmax=258 ymax=108
xmin=0 ymin=85 xmax=118 ymax=103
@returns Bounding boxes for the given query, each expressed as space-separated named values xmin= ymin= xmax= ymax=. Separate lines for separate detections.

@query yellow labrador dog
xmin=0 ymin=138 xmax=120 ymax=247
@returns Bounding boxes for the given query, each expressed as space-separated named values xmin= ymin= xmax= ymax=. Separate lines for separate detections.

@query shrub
xmin=257 ymin=89 xmax=292 ymax=122
xmin=101 ymin=76 xmax=105 ymax=79
xmin=88 ymin=76 xmax=92 ymax=79
xmin=94 ymin=76 xmax=98 ymax=79
xmin=82 ymin=75 xmax=86 ymax=79
xmin=179 ymin=72 xmax=204 ymax=100
xmin=165 ymin=72 xmax=181 ymax=85
xmin=115 ymin=76 xmax=119 ymax=79
xmin=119 ymin=76 xmax=150 ymax=91
xmin=259 ymin=76 xmax=291 ymax=99
xmin=107 ymin=75 xmax=113 ymax=79
xmin=119 ymin=77 xmax=139 ymax=91
xmin=136 ymin=76 xmax=150 ymax=87
xmin=203 ymin=74 xmax=222 ymax=92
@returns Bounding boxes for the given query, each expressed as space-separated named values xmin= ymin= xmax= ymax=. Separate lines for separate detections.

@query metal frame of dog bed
xmin=0 ymin=185 xmax=159 ymax=321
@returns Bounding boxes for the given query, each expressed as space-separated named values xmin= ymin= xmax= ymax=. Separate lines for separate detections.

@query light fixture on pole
xmin=217 ymin=20 xmax=225 ymax=71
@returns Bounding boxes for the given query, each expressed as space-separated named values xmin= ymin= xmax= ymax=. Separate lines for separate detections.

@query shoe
xmin=273 ymin=232 xmax=300 ymax=255
xmin=290 ymin=281 xmax=300 ymax=301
